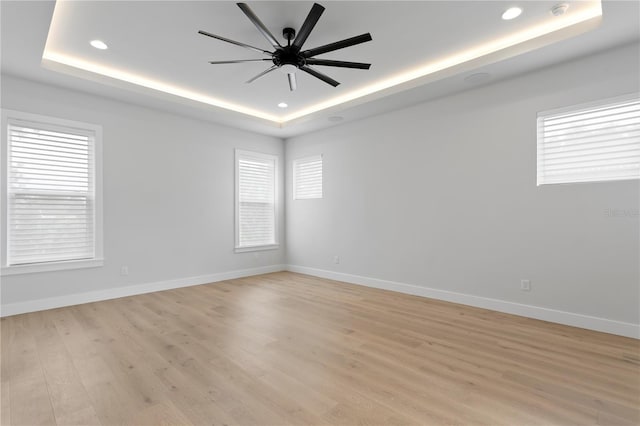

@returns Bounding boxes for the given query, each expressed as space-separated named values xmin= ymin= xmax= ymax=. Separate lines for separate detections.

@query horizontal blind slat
xmin=10 ymin=253 xmax=93 ymax=265
xmin=11 ymin=146 xmax=89 ymax=161
xmin=11 ymin=238 xmax=94 ymax=246
xmin=9 ymin=157 xmax=90 ymax=170
xmin=541 ymin=123 xmax=640 ymax=141
xmin=541 ymin=137 xmax=640 ymax=154
xmin=542 ymin=111 xmax=640 ymax=132
xmin=542 ymin=102 xmax=640 ymax=124
xmin=541 ymin=148 xmax=640 ymax=164
xmin=11 ymin=126 xmax=90 ymax=141
xmin=11 ymin=139 xmax=90 ymax=154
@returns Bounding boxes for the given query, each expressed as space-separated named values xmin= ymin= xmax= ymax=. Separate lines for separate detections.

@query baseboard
xmin=0 ymin=264 xmax=286 ymax=317
xmin=286 ymin=265 xmax=640 ymax=339
xmin=4 ymin=263 xmax=637 ymax=339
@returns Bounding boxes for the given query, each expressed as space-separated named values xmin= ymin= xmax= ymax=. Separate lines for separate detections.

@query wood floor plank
xmin=105 ymin=298 xmax=293 ymax=426
xmin=7 ymin=314 xmax=57 ymax=425
xmin=47 ymin=307 xmax=140 ymax=425
xmin=124 ymin=400 xmax=194 ymax=426
xmin=72 ymin=301 xmax=235 ymax=426
xmin=144 ymin=320 xmax=324 ymax=423
xmin=28 ymin=311 xmax=101 ymax=426
xmin=1 ymin=271 xmax=638 ymax=425
xmin=1 ymin=318 xmax=12 ymax=426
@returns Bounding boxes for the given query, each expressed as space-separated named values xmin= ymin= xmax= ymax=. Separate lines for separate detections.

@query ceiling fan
xmin=199 ymin=2 xmax=372 ymax=91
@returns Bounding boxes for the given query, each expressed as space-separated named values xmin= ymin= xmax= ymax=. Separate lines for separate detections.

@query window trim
xmin=1 ymin=109 xmax=104 ymax=275
xmin=536 ymin=93 xmax=640 ymax=186
xmin=293 ymin=154 xmax=323 ymax=200
xmin=234 ymin=149 xmax=279 ymax=253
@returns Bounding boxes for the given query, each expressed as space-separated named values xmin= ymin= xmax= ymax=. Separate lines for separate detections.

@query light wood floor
xmin=1 ymin=272 xmax=639 ymax=425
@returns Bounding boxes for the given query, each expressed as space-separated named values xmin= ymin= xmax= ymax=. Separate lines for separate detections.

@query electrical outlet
xmin=120 ymin=266 xmax=129 ymax=276
xmin=521 ymin=279 xmax=531 ymax=292
xmin=333 ymin=255 xmax=340 ymax=264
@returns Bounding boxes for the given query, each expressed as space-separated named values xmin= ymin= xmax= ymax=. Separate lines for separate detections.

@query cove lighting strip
xmin=42 ymin=51 xmax=280 ymax=122
xmin=42 ymin=2 xmax=602 ymax=126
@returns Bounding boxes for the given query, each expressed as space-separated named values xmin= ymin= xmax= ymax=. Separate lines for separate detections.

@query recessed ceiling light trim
xmin=278 ymin=102 xmax=288 ymax=108
xmin=502 ymin=7 xmax=523 ymax=20
xmin=89 ymin=40 xmax=108 ymax=50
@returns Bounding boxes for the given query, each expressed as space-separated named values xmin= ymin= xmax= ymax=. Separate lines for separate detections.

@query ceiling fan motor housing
xmin=273 ymin=45 xmax=307 ymax=68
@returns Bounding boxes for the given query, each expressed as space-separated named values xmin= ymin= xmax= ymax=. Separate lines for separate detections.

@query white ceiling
xmin=1 ymin=1 xmax=639 ymax=137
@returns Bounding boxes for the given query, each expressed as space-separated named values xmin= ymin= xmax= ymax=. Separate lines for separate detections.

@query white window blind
xmin=293 ymin=155 xmax=323 ymax=200
xmin=7 ymin=119 xmax=96 ymax=265
xmin=236 ymin=150 xmax=277 ymax=250
xmin=537 ymin=95 xmax=640 ymax=185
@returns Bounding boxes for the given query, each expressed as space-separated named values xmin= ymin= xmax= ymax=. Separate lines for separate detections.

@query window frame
xmin=293 ymin=154 xmax=323 ymax=200
xmin=234 ymin=149 xmax=279 ymax=253
xmin=536 ymin=93 xmax=640 ymax=186
xmin=1 ymin=109 xmax=104 ymax=276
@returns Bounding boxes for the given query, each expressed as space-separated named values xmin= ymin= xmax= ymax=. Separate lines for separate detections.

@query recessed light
xmin=502 ymin=7 xmax=523 ymax=20
xmin=278 ymin=102 xmax=288 ymax=108
xmin=90 ymin=40 xmax=108 ymax=50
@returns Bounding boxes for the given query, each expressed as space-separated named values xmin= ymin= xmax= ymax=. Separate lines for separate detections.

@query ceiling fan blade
xmin=292 ymin=3 xmax=325 ymax=50
xmin=246 ymin=65 xmax=279 ymax=84
xmin=305 ymin=59 xmax=371 ymax=69
xmin=300 ymin=65 xmax=340 ymax=87
xmin=209 ymin=59 xmax=273 ymax=64
xmin=302 ymin=33 xmax=372 ymax=58
xmin=288 ymin=73 xmax=297 ymax=91
xmin=237 ymin=3 xmax=282 ymax=49
xmin=198 ymin=30 xmax=271 ymax=55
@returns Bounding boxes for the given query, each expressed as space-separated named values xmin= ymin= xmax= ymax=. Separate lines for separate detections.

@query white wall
xmin=2 ymin=44 xmax=638 ymax=336
xmin=1 ymin=75 xmax=285 ymax=309
xmin=285 ymin=43 xmax=640 ymax=330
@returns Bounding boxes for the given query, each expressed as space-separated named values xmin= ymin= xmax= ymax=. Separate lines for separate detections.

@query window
xmin=293 ymin=155 xmax=323 ymax=199
xmin=537 ymin=95 xmax=640 ymax=185
xmin=235 ymin=149 xmax=278 ymax=252
xmin=2 ymin=110 xmax=103 ymax=275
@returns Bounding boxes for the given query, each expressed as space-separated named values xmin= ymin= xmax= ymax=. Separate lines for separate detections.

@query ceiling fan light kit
xmin=199 ymin=2 xmax=372 ymax=91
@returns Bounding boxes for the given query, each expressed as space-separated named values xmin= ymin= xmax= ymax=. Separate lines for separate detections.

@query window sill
xmin=234 ymin=244 xmax=279 ymax=253
xmin=1 ymin=258 xmax=104 ymax=276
